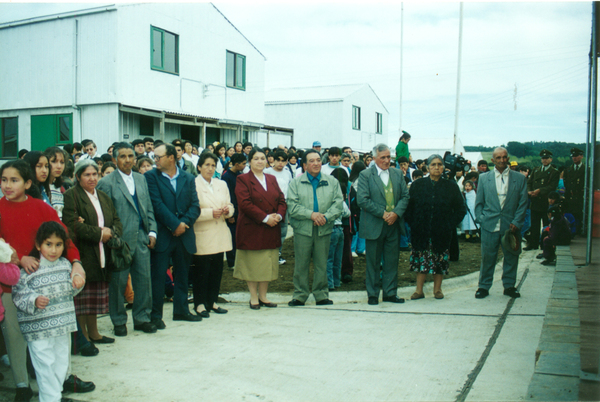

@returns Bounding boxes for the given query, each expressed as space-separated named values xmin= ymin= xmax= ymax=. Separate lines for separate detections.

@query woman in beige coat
xmin=192 ymin=152 xmax=234 ymax=317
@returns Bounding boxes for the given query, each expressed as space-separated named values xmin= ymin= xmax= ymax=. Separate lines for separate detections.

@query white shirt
xmin=494 ymin=167 xmax=510 ymax=232
xmin=264 ymin=167 xmax=292 ymax=199
xmin=375 ymin=164 xmax=390 ymax=186
xmin=118 ymin=169 xmax=136 ymax=196
xmin=200 ymin=175 xmax=214 ymax=194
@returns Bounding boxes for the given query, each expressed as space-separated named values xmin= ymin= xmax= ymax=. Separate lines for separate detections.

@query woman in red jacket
xmin=233 ymin=148 xmax=287 ymax=309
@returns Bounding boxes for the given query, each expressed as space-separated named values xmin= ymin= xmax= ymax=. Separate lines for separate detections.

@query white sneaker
xmin=1 ymin=354 xmax=10 ymax=367
xmin=279 ymin=257 xmax=286 ymax=265
xmin=352 ymin=252 xmax=358 ymax=258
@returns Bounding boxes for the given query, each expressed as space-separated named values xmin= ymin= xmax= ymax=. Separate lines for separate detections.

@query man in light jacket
xmin=287 ymin=149 xmax=343 ymax=306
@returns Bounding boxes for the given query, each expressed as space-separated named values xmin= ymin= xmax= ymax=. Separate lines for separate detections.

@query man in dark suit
xmin=172 ymin=141 xmax=197 ymax=177
xmin=525 ymin=149 xmax=560 ymax=250
xmin=97 ymin=142 xmax=157 ymax=336
xmin=357 ymin=144 xmax=409 ymax=305
xmin=474 ymin=147 xmax=528 ymax=299
xmin=563 ymin=147 xmax=585 ymax=235
xmin=145 ymin=144 xmax=201 ymax=328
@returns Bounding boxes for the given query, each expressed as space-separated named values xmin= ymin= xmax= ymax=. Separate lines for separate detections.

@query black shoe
xmin=62 ymin=374 xmax=95 ymax=393
xmin=368 ymin=297 xmax=379 ymax=305
xmin=173 ymin=314 xmax=202 ymax=322
xmin=79 ymin=343 xmax=99 ymax=357
xmin=258 ymin=300 xmax=277 ymax=308
xmin=196 ymin=309 xmax=210 ymax=318
xmin=211 ymin=306 xmax=228 ymax=314
xmin=249 ymin=301 xmax=260 ymax=310
xmin=14 ymin=386 xmax=33 ymax=401
xmin=150 ymin=318 xmax=166 ymax=330
xmin=133 ymin=322 xmax=158 ymax=333
xmin=288 ymin=299 xmax=305 ymax=307
xmin=523 ymin=246 xmax=537 ymax=251
xmin=342 ymin=274 xmax=353 ymax=284
xmin=475 ymin=288 xmax=489 ymax=299
xmin=89 ymin=335 xmax=114 ymax=344
xmin=328 ymin=288 xmax=335 ymax=292
xmin=114 ymin=325 xmax=127 ymax=337
xmin=316 ymin=299 xmax=333 ymax=305
xmin=503 ymin=287 xmax=521 ymax=298
xmin=536 ymin=253 xmax=544 ymax=259
xmin=382 ymin=296 xmax=405 ymax=303
xmin=541 ymin=259 xmax=556 ymax=266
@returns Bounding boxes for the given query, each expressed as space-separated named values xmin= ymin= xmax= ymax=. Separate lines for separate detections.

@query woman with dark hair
xmin=234 ymin=141 xmax=243 ymax=154
xmin=23 ymin=151 xmax=51 ymax=203
xmin=233 ymin=148 xmax=287 ymax=309
xmin=136 ymin=156 xmax=154 ymax=174
xmin=326 ymin=168 xmax=351 ymax=290
xmin=348 ymin=161 xmax=367 ymax=275
xmin=100 ymin=162 xmax=116 ymax=177
xmin=44 ymin=146 xmax=71 ymax=219
xmin=191 ymin=152 xmax=234 ymax=317
xmin=183 ymin=140 xmax=199 ymax=168
xmin=63 ymin=159 xmax=123 ymax=345
xmin=214 ymin=143 xmax=228 ymax=176
xmin=405 ymin=154 xmax=466 ymax=300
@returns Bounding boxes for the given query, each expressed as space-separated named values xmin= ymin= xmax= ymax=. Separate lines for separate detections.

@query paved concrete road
xmin=0 ymin=252 xmax=554 ymax=401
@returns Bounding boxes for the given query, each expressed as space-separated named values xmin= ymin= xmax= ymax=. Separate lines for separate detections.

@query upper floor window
xmin=226 ymin=51 xmax=246 ymax=90
xmin=0 ymin=117 xmax=18 ymax=158
xmin=352 ymin=106 xmax=361 ymax=130
xmin=376 ymin=112 xmax=383 ymax=134
xmin=151 ymin=26 xmax=179 ymax=75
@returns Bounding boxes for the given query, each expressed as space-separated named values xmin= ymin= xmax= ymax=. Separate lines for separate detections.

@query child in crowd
xmin=462 ymin=180 xmax=478 ymax=241
xmin=12 ymin=222 xmax=85 ymax=402
xmin=540 ymin=206 xmax=571 ymax=266
xmin=326 ymin=169 xmax=350 ymax=290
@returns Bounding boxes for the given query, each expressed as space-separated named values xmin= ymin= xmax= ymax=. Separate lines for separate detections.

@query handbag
xmin=106 ymin=232 xmax=132 ymax=272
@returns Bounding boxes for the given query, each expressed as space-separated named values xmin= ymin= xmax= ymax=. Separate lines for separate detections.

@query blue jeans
xmin=521 ymin=209 xmax=531 ymax=237
xmin=327 ymin=226 xmax=344 ymax=289
xmin=400 ymin=222 xmax=411 ymax=248
xmin=351 ymin=232 xmax=366 ymax=254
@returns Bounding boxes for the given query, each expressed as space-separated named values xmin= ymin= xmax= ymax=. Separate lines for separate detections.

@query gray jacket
xmin=287 ymin=172 xmax=343 ymax=237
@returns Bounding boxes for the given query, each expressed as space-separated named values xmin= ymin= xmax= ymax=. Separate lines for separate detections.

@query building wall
xmin=79 ymin=104 xmax=119 ymax=153
xmin=342 ymin=86 xmax=389 ymax=152
xmin=265 ymin=101 xmax=343 ymax=149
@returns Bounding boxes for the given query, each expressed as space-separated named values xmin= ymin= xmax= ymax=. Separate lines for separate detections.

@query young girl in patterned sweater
xmin=13 ymin=222 xmax=85 ymax=402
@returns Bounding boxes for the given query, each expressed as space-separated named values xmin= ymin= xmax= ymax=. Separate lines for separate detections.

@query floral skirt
xmin=409 ymin=241 xmax=450 ymax=275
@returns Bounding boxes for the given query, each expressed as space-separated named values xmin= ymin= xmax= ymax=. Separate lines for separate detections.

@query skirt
xmin=233 ymin=249 xmax=279 ymax=282
xmin=409 ymin=241 xmax=450 ymax=275
xmin=74 ymin=281 xmax=109 ymax=316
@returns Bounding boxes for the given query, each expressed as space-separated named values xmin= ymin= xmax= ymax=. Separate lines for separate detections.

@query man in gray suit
xmin=97 ymin=142 xmax=158 ymax=335
xmin=358 ymin=144 xmax=409 ymax=305
xmin=474 ymin=147 xmax=528 ymax=299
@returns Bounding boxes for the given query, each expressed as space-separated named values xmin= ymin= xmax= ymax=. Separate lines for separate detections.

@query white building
xmin=0 ymin=3 xmax=291 ymax=158
xmin=265 ymin=84 xmax=388 ymax=152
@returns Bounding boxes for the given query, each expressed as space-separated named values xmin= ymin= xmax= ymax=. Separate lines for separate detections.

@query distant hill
xmin=465 ymin=141 xmax=586 ymax=169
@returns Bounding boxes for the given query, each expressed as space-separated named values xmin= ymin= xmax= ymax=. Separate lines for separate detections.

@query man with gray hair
xmin=358 ymin=144 xmax=409 ymax=305
xmin=97 ymin=142 xmax=158 ymax=335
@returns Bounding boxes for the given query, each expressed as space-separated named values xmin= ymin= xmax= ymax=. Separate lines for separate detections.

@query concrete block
xmin=540 ymin=325 xmax=580 ymax=344
xmin=536 ymin=341 xmax=580 ymax=354
xmin=535 ymin=351 xmax=581 ymax=377
xmin=547 ymin=298 xmax=578 ymax=309
xmin=544 ymin=311 xmax=580 ymax=327
xmin=527 ymin=373 xmax=579 ymax=401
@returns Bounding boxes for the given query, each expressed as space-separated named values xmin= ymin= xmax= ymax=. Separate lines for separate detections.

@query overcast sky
xmin=0 ymin=1 xmax=593 ymax=147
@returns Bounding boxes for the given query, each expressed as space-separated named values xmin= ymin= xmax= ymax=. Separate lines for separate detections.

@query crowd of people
xmin=0 ymin=132 xmax=588 ymax=401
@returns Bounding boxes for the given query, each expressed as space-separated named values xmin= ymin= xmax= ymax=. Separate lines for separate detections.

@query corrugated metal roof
xmin=163 ymin=110 xmax=220 ymax=122
xmin=265 ymin=84 xmax=366 ymax=104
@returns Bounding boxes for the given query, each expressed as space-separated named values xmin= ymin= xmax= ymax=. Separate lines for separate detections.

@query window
xmin=0 ymin=117 xmax=18 ymax=158
xmin=31 ymin=114 xmax=72 ymax=152
xmin=226 ymin=50 xmax=246 ymax=90
xmin=376 ymin=112 xmax=383 ymax=134
xmin=352 ymin=106 xmax=361 ymax=130
xmin=151 ymin=26 xmax=179 ymax=74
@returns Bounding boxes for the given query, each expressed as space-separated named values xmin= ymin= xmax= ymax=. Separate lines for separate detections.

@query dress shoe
xmin=79 ymin=344 xmax=99 ymax=357
xmin=503 ymin=287 xmax=521 ymax=298
xmin=410 ymin=292 xmax=424 ymax=300
xmin=475 ymin=288 xmax=489 ymax=299
xmin=151 ymin=318 xmax=166 ymax=330
xmin=89 ymin=335 xmax=114 ymax=344
xmin=134 ymin=322 xmax=158 ymax=333
xmin=382 ymin=296 xmax=405 ymax=303
xmin=258 ymin=300 xmax=277 ymax=308
xmin=536 ymin=253 xmax=544 ymax=259
xmin=368 ymin=297 xmax=379 ymax=305
xmin=249 ymin=301 xmax=260 ymax=310
xmin=173 ymin=314 xmax=202 ymax=322
xmin=434 ymin=290 xmax=444 ymax=300
xmin=316 ymin=299 xmax=333 ymax=305
xmin=62 ymin=374 xmax=96 ymax=393
xmin=113 ymin=325 xmax=127 ymax=337
xmin=288 ymin=299 xmax=305 ymax=307
xmin=541 ymin=259 xmax=556 ymax=266
xmin=14 ymin=386 xmax=33 ymax=401
xmin=211 ymin=306 xmax=228 ymax=314
xmin=196 ymin=309 xmax=210 ymax=318
xmin=342 ymin=274 xmax=353 ymax=283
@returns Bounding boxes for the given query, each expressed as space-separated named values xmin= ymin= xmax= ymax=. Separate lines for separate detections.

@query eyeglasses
xmin=154 ymin=154 xmax=166 ymax=161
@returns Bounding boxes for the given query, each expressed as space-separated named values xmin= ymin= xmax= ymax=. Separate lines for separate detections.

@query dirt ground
xmin=219 ymin=234 xmax=499 ymax=294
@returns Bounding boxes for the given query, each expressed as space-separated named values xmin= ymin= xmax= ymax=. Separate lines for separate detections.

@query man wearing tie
xmin=358 ymin=144 xmax=409 ymax=305
xmin=145 ymin=144 xmax=201 ymax=328
xmin=474 ymin=147 xmax=528 ymax=299
xmin=97 ymin=142 xmax=158 ymax=336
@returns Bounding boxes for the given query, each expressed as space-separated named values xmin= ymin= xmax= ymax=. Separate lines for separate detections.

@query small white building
xmin=0 ymin=3 xmax=291 ymax=158
xmin=404 ymin=137 xmax=466 ymax=162
xmin=265 ymin=84 xmax=388 ymax=152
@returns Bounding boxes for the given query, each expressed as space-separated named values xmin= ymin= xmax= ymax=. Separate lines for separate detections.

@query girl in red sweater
xmin=0 ymin=159 xmax=85 ymax=401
